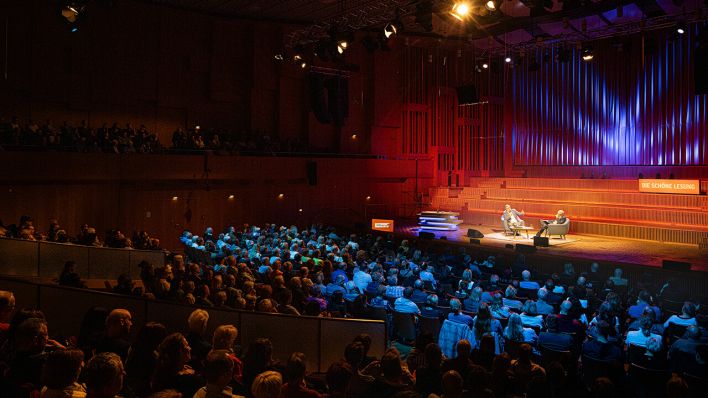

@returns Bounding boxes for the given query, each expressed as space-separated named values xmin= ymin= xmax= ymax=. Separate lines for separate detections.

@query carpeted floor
xmin=483 ymin=232 xmax=578 ymax=246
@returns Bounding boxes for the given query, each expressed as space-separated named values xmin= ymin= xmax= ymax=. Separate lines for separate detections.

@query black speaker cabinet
xmin=306 ymin=161 xmax=318 ymax=185
xmin=662 ymin=260 xmax=691 ymax=272
xmin=516 ymin=244 xmax=537 ymax=254
xmin=419 ymin=231 xmax=435 ymax=239
xmin=467 ymin=229 xmax=484 ymax=238
xmin=533 ymin=236 xmax=549 ymax=247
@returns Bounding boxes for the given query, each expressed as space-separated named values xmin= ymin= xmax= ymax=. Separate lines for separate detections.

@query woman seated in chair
xmin=535 ymin=210 xmax=567 ymax=237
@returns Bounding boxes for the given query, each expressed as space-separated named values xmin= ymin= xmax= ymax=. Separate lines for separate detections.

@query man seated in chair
xmin=535 ymin=210 xmax=567 ymax=237
xmin=501 ymin=204 xmax=525 ymax=235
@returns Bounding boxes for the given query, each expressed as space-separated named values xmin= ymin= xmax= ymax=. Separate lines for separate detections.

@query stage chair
xmin=546 ymin=218 xmax=570 ymax=239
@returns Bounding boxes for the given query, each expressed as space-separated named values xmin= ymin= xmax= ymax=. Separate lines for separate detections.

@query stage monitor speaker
xmin=467 ymin=229 xmax=484 ymax=238
xmin=470 ymin=239 xmax=481 ymax=245
xmin=533 ymin=236 xmax=549 ymax=247
xmin=306 ymin=161 xmax=317 ymax=185
xmin=456 ymin=85 xmax=479 ymax=105
xmin=516 ymin=244 xmax=537 ymax=254
xmin=662 ymin=260 xmax=691 ymax=272
xmin=419 ymin=231 xmax=435 ymax=240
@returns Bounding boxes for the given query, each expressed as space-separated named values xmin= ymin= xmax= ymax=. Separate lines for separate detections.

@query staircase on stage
xmin=428 ymin=177 xmax=708 ymax=246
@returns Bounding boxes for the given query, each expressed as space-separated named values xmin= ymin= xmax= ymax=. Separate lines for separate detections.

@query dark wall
xmin=0 ymin=152 xmax=434 ymax=250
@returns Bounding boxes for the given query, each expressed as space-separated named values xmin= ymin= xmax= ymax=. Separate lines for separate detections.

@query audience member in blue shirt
xmin=447 ymin=298 xmax=474 ymax=327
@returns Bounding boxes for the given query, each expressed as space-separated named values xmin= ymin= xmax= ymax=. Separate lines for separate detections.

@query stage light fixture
xmin=505 ymin=56 xmax=512 ymax=63
xmin=450 ymin=2 xmax=471 ymax=21
xmin=676 ymin=22 xmax=686 ymax=35
xmin=366 ymin=196 xmax=371 ymax=200
xmin=61 ymin=4 xmax=82 ymax=23
xmin=581 ymin=46 xmax=594 ymax=61
xmin=384 ymin=23 xmax=398 ymax=38
xmin=228 ymin=195 xmax=235 ymax=200
xmin=482 ymin=62 xmax=489 ymax=69
xmin=298 ymin=208 xmax=303 ymax=212
xmin=278 ymin=193 xmax=285 ymax=199
xmin=299 ymin=61 xmax=308 ymax=69
xmin=485 ymin=0 xmax=499 ymax=11
xmin=172 ymin=196 xmax=178 ymax=201
xmin=274 ymin=54 xmax=284 ymax=61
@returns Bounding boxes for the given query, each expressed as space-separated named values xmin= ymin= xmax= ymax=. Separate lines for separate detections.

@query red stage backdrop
xmin=512 ymin=28 xmax=707 ymax=166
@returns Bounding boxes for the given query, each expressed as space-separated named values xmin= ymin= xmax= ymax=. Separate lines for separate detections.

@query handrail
xmin=0 ymin=237 xmax=164 ymax=279
xmin=0 ymin=275 xmax=386 ymax=373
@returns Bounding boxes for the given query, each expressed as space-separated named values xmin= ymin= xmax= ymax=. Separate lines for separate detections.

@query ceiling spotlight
xmin=581 ymin=46 xmax=594 ymax=61
xmin=505 ymin=56 xmax=512 ymax=63
xmin=293 ymin=54 xmax=302 ymax=61
xmin=337 ymin=40 xmax=348 ymax=54
xmin=384 ymin=23 xmax=398 ymax=38
xmin=482 ymin=62 xmax=489 ymax=69
xmin=274 ymin=54 xmax=284 ymax=61
xmin=299 ymin=61 xmax=307 ymax=69
xmin=676 ymin=22 xmax=686 ymax=35
xmin=228 ymin=195 xmax=235 ymax=200
xmin=450 ymin=2 xmax=471 ymax=21
xmin=61 ymin=4 xmax=82 ymax=23
xmin=485 ymin=0 xmax=498 ymax=11
xmin=171 ymin=196 xmax=178 ymax=201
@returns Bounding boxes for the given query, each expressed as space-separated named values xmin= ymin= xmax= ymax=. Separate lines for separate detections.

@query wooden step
xmin=460 ymin=210 xmax=707 ymax=245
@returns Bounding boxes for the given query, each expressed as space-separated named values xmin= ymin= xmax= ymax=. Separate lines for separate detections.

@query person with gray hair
xmin=447 ymin=298 xmax=473 ymax=326
xmin=534 ymin=288 xmax=555 ymax=315
xmin=84 ymin=352 xmax=124 ymax=398
xmin=502 ymin=286 xmax=523 ymax=311
xmin=520 ymin=301 xmax=543 ymax=328
xmin=519 ymin=270 xmax=540 ymax=290
xmin=421 ymin=294 xmax=443 ymax=319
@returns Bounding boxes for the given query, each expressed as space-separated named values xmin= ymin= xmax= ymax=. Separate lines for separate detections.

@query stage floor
xmin=395 ymin=222 xmax=708 ymax=272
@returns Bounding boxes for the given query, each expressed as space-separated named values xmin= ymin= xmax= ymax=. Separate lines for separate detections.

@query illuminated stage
xmin=395 ymin=221 xmax=708 ymax=272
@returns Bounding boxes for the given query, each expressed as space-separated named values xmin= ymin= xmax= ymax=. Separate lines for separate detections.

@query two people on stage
xmin=536 ymin=210 xmax=567 ymax=237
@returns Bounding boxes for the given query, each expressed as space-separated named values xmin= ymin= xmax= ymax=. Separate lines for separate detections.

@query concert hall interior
xmin=0 ymin=1 xmax=707 ymax=398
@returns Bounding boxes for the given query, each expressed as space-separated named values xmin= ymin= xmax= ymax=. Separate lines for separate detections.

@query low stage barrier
xmin=0 ymin=238 xmax=164 ymax=280
xmin=0 ymin=276 xmax=386 ymax=373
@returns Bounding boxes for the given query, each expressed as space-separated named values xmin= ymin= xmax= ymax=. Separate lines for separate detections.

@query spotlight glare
xmin=581 ymin=46 xmax=594 ymax=61
xmin=278 ymin=193 xmax=285 ymax=199
xmin=300 ymin=61 xmax=307 ymax=69
xmin=298 ymin=208 xmax=303 ymax=212
xmin=505 ymin=56 xmax=512 ymax=63
xmin=485 ymin=0 xmax=496 ymax=11
xmin=677 ymin=27 xmax=685 ymax=34
xmin=482 ymin=63 xmax=489 ymax=69
xmin=384 ymin=23 xmax=397 ymax=38
xmin=366 ymin=196 xmax=371 ymax=200
xmin=274 ymin=54 xmax=284 ymax=61
xmin=450 ymin=2 xmax=471 ymax=21
xmin=228 ymin=194 xmax=235 ymax=200
xmin=172 ymin=196 xmax=178 ymax=201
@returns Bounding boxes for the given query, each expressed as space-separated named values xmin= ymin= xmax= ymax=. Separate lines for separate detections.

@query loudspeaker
xmin=662 ymin=260 xmax=691 ymax=271
xmin=516 ymin=244 xmax=537 ymax=254
xmin=467 ymin=229 xmax=484 ymax=238
xmin=419 ymin=231 xmax=435 ymax=239
xmin=306 ymin=161 xmax=317 ymax=185
xmin=456 ymin=85 xmax=479 ymax=105
xmin=533 ymin=236 xmax=549 ymax=247
xmin=470 ymin=239 xmax=481 ymax=245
